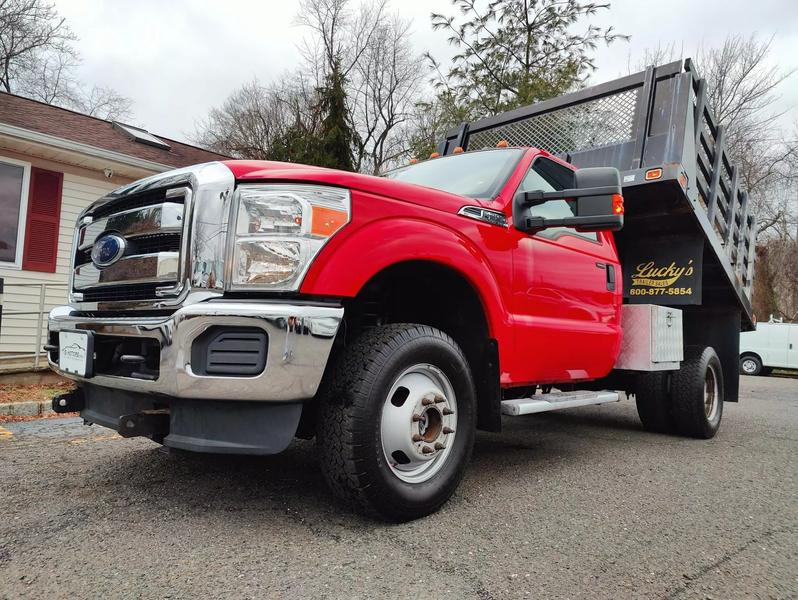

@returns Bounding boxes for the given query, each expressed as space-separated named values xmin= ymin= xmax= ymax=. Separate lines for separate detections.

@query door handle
xmin=596 ymin=262 xmax=616 ymax=291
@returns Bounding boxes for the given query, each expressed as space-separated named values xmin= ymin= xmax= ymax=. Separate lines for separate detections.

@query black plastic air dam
xmin=80 ymin=384 xmax=302 ymax=455
xmin=166 ymin=399 xmax=301 ymax=455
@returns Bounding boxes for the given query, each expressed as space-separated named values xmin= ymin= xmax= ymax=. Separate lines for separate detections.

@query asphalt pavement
xmin=1 ymin=375 xmax=796 ymax=599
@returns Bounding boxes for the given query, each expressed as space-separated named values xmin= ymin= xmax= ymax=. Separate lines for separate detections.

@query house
xmin=0 ymin=91 xmax=227 ymax=370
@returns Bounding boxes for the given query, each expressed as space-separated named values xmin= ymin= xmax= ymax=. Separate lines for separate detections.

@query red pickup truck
xmin=48 ymin=60 xmax=756 ymax=521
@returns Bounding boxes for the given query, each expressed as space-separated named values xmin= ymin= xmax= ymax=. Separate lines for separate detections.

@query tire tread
xmin=317 ymin=324 xmax=471 ymax=520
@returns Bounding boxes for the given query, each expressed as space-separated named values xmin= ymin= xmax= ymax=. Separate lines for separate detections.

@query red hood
xmin=222 ymin=160 xmax=485 ymax=213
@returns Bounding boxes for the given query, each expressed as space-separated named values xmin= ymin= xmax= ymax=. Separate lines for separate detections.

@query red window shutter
xmin=22 ymin=167 xmax=63 ymax=273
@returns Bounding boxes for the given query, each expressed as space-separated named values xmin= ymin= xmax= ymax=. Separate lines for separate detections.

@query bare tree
xmin=197 ymin=0 xmax=424 ymax=172
xmin=194 ymin=75 xmax=322 ymax=160
xmin=0 ymin=0 xmax=133 ymax=120
xmin=0 ymin=0 xmax=75 ymax=94
xmin=72 ymin=85 xmax=133 ymax=121
xmin=296 ymin=0 xmax=387 ymax=81
xmin=697 ymin=36 xmax=797 ymax=236
xmin=349 ymin=13 xmax=425 ymax=173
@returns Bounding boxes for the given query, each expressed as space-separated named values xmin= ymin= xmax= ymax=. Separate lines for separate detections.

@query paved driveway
xmin=1 ymin=375 xmax=796 ymax=599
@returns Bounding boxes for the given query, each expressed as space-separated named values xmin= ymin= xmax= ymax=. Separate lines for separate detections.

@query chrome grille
xmin=72 ymin=187 xmax=189 ymax=304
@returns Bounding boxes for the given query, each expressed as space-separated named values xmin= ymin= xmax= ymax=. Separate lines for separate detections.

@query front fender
xmin=300 ymin=213 xmax=512 ymax=340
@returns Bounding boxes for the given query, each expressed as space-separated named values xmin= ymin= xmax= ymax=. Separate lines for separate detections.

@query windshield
xmin=384 ymin=149 xmax=525 ymax=199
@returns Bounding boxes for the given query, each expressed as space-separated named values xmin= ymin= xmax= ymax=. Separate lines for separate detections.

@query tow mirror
xmin=513 ymin=167 xmax=624 ymax=233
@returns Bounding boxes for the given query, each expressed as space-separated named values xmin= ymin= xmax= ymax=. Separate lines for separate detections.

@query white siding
xmin=0 ymin=171 xmax=121 ymax=358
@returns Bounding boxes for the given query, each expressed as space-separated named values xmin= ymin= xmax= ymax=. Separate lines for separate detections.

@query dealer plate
xmin=59 ymin=330 xmax=94 ymax=377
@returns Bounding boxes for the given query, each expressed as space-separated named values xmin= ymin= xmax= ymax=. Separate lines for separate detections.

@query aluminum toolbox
xmin=614 ymin=304 xmax=683 ymax=371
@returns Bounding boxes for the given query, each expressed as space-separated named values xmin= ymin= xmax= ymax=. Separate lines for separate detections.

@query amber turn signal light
xmin=612 ymin=194 xmax=624 ymax=215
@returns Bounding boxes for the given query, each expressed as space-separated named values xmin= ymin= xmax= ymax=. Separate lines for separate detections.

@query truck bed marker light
xmin=409 ymin=158 xmax=418 ymax=165
xmin=613 ymin=194 xmax=624 ymax=215
xmin=645 ymin=168 xmax=663 ymax=180
xmin=429 ymin=152 xmax=440 ymax=158
xmin=496 ymin=140 xmax=509 ymax=148
xmin=453 ymin=146 xmax=464 ymax=154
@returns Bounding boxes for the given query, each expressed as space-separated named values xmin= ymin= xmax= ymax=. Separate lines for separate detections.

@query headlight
xmin=231 ymin=184 xmax=350 ymax=290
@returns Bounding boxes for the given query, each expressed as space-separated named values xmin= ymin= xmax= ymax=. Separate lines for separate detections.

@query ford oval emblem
xmin=91 ymin=233 xmax=126 ymax=268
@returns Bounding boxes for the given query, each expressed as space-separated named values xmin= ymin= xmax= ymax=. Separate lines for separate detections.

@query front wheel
xmin=318 ymin=324 xmax=476 ymax=522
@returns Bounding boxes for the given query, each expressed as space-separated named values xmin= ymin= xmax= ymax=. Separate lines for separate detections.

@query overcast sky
xmin=54 ymin=0 xmax=798 ymax=145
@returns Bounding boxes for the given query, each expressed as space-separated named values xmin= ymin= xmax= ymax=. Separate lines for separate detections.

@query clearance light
xmin=453 ymin=146 xmax=464 ymax=154
xmin=409 ymin=158 xmax=418 ymax=165
xmin=496 ymin=140 xmax=509 ymax=148
xmin=430 ymin=152 xmax=440 ymax=158
xmin=612 ymin=194 xmax=624 ymax=215
xmin=645 ymin=168 xmax=663 ymax=181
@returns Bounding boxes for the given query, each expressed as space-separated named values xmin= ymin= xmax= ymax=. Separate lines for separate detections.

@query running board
xmin=501 ymin=390 xmax=620 ymax=416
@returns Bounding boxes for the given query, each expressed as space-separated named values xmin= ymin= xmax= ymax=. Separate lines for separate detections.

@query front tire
xmin=671 ymin=346 xmax=724 ymax=439
xmin=318 ymin=324 xmax=476 ymax=522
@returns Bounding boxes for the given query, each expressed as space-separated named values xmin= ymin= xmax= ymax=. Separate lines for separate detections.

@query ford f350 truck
xmin=48 ymin=59 xmax=757 ymax=521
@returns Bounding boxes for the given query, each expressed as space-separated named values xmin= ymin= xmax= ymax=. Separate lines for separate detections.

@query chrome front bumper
xmin=48 ymin=300 xmax=343 ymax=402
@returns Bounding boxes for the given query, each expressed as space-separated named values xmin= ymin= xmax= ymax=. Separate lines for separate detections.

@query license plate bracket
xmin=59 ymin=330 xmax=94 ymax=377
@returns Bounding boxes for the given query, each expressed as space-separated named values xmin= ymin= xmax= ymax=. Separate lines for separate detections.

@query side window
xmin=517 ymin=158 xmax=598 ymax=242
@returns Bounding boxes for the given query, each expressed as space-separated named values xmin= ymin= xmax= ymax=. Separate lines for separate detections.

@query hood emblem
xmin=91 ymin=233 xmax=126 ymax=268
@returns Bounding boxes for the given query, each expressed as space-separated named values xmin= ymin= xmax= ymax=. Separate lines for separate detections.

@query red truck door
xmin=508 ymin=156 xmax=622 ymax=384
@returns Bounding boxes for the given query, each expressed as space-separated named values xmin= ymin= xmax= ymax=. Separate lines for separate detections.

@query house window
xmin=0 ymin=157 xmax=30 ymax=267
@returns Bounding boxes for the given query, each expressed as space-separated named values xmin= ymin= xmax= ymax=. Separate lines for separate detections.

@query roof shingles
xmin=0 ymin=91 xmax=228 ymax=168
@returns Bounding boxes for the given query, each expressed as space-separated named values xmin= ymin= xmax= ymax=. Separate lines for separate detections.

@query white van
xmin=740 ymin=322 xmax=798 ymax=375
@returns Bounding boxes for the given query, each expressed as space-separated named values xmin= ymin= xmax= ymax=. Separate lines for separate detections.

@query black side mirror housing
xmin=513 ymin=167 xmax=624 ymax=233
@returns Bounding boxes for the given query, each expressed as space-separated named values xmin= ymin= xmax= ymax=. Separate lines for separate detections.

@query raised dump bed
xmin=439 ymin=59 xmax=757 ymax=400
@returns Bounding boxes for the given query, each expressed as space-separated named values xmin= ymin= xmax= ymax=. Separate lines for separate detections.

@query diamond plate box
xmin=615 ymin=304 xmax=683 ymax=371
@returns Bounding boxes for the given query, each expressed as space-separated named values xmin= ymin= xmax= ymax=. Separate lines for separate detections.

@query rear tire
xmin=635 ymin=372 xmax=673 ymax=433
xmin=740 ymin=354 xmax=762 ymax=376
xmin=317 ymin=324 xmax=476 ymax=522
xmin=671 ymin=346 xmax=724 ymax=439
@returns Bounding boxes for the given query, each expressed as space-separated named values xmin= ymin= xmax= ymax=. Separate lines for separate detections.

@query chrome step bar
xmin=501 ymin=390 xmax=620 ymax=416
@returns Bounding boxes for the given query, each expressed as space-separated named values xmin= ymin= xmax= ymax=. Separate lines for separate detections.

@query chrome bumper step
xmin=501 ymin=390 xmax=620 ymax=416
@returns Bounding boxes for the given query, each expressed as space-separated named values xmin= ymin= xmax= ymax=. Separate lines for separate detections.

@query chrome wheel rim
xmin=380 ymin=363 xmax=457 ymax=484
xmin=741 ymin=358 xmax=757 ymax=374
xmin=704 ymin=363 xmax=720 ymax=420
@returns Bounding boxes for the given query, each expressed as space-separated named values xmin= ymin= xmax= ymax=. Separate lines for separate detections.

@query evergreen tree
xmin=315 ymin=61 xmax=357 ymax=171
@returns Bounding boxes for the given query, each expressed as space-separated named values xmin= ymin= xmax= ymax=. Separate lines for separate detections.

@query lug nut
xmin=434 ymin=443 xmax=445 ymax=450
xmin=435 ymin=397 xmax=445 ymax=403
xmin=412 ymin=434 xmax=422 ymax=442
xmin=421 ymin=446 xmax=434 ymax=455
xmin=412 ymin=414 xmax=424 ymax=422
xmin=443 ymin=427 xmax=454 ymax=435
xmin=442 ymin=408 xmax=454 ymax=415
xmin=422 ymin=397 xmax=434 ymax=406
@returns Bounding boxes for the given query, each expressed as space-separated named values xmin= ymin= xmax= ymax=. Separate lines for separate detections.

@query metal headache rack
xmin=438 ymin=59 xmax=757 ymax=329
